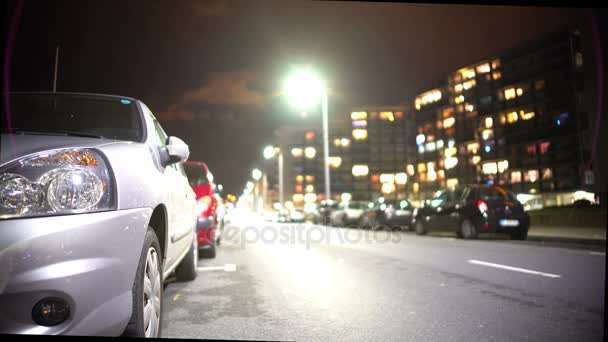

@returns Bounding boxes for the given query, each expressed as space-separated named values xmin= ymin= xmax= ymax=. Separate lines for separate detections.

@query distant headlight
xmin=0 ymin=149 xmax=115 ymax=219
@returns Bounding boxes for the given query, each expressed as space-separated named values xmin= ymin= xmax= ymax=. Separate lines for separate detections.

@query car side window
xmin=152 ymin=119 xmax=168 ymax=147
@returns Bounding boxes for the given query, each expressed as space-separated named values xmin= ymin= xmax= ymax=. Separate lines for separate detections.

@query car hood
xmin=0 ymin=133 xmax=136 ymax=166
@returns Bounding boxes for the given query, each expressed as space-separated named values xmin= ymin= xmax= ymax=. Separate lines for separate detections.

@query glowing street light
xmin=252 ymin=168 xmax=262 ymax=181
xmin=263 ymin=145 xmax=276 ymax=160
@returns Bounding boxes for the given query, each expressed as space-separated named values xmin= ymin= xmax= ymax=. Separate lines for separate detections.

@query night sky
xmin=4 ymin=0 xmax=581 ymax=196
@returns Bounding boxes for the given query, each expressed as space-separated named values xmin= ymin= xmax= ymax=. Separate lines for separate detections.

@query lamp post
xmin=284 ymin=67 xmax=331 ymax=202
xmin=263 ymin=145 xmax=283 ymax=207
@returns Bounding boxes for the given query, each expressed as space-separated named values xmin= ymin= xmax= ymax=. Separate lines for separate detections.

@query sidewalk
xmin=527 ymin=225 xmax=606 ymax=245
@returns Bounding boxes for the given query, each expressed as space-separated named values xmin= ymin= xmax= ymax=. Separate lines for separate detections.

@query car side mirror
xmin=161 ymin=136 xmax=190 ymax=166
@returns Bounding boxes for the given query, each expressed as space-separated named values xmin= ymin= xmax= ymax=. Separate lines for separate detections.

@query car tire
xmin=510 ymin=228 xmax=528 ymax=240
xmin=460 ymin=219 xmax=478 ymax=239
xmin=415 ymin=220 xmax=427 ymax=235
xmin=123 ymin=227 xmax=163 ymax=338
xmin=175 ymin=233 xmax=198 ymax=282
xmin=200 ymin=242 xmax=217 ymax=259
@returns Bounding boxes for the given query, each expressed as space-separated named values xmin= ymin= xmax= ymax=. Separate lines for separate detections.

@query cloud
xmin=159 ymin=70 xmax=268 ymax=121
xmin=189 ymin=0 xmax=229 ymax=17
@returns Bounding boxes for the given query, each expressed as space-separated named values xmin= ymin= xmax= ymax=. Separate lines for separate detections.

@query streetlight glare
xmin=263 ymin=145 xmax=276 ymax=160
xmin=252 ymin=168 xmax=262 ymax=181
xmin=284 ymin=68 xmax=325 ymax=110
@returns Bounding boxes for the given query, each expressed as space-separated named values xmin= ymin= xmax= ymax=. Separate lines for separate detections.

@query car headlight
xmin=0 ymin=149 xmax=115 ymax=219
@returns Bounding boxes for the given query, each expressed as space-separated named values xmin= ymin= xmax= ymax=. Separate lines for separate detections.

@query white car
xmin=0 ymin=92 xmax=199 ymax=337
xmin=329 ymin=201 xmax=367 ymax=227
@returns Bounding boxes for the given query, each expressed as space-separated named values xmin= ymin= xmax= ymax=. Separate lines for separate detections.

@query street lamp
xmin=283 ymin=67 xmax=331 ymax=202
xmin=263 ymin=145 xmax=284 ymax=206
xmin=252 ymin=168 xmax=262 ymax=181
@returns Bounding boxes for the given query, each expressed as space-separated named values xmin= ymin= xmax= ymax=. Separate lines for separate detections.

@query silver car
xmin=0 ymin=92 xmax=199 ymax=337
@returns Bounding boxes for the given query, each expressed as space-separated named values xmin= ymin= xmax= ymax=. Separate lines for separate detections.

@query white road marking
xmin=467 ymin=259 xmax=561 ymax=278
xmin=589 ymin=251 xmax=606 ymax=256
xmin=197 ymin=264 xmax=237 ymax=272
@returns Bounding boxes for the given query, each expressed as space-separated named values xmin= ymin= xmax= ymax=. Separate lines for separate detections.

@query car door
xmin=441 ymin=188 xmax=467 ymax=232
xmin=425 ymin=191 xmax=450 ymax=232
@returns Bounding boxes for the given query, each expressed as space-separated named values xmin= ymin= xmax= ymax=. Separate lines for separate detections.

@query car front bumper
xmin=0 ymin=207 xmax=152 ymax=336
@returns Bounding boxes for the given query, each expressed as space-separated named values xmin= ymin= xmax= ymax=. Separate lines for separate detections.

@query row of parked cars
xmin=309 ymin=184 xmax=530 ymax=240
xmin=0 ymin=92 xmax=225 ymax=337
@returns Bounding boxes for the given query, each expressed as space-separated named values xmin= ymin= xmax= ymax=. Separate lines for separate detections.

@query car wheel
xmin=175 ymin=233 xmax=198 ymax=282
xmin=123 ymin=227 xmax=163 ymax=338
xmin=415 ymin=221 xmax=427 ymax=235
xmin=460 ymin=219 xmax=478 ymax=239
xmin=510 ymin=228 xmax=528 ymax=240
xmin=200 ymin=241 xmax=217 ymax=258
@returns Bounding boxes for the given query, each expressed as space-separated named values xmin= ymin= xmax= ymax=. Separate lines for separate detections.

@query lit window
xmin=380 ymin=173 xmax=395 ymax=184
xmin=427 ymin=162 xmax=436 ymax=171
xmin=525 ymin=170 xmax=539 ymax=183
xmin=485 ymin=117 xmax=493 ymax=128
xmin=497 ymin=160 xmax=509 ymax=173
xmin=542 ymin=168 xmax=553 ymax=180
xmin=437 ymin=140 xmax=444 ymax=149
xmin=504 ymin=88 xmax=516 ymax=100
xmin=352 ymin=129 xmax=368 ymax=140
xmin=291 ymin=148 xmax=303 ymax=158
xmin=460 ymin=68 xmax=476 ymax=80
xmin=305 ymin=175 xmax=314 ymax=183
xmin=445 ymin=157 xmax=458 ymax=169
xmin=425 ymin=141 xmax=436 ymax=151
xmin=575 ymin=52 xmax=583 ymax=67
xmin=516 ymin=88 xmax=523 ymax=96
xmin=380 ymin=111 xmax=395 ymax=122
xmin=491 ymin=59 xmax=501 ymax=69
xmin=476 ymin=63 xmax=491 ymax=74
xmin=447 ymin=178 xmax=459 ymax=189
xmin=437 ymin=170 xmax=445 ymax=180
xmin=463 ymin=79 xmax=476 ymax=90
xmin=507 ymin=111 xmax=518 ymax=123
xmin=521 ymin=111 xmax=535 ymax=120
xmin=395 ymin=112 xmax=404 ymax=119
xmin=443 ymin=117 xmax=455 ymax=128
xmin=351 ymin=112 xmax=368 ymax=120
xmin=444 ymin=147 xmax=457 ymax=158
xmin=295 ymin=185 xmax=303 ymax=193
xmin=296 ymin=175 xmax=304 ymax=183
xmin=492 ymin=71 xmax=502 ymax=80
xmin=304 ymin=193 xmax=317 ymax=203
xmin=500 ymin=114 xmax=506 ymax=124
xmin=305 ymin=131 xmax=315 ymax=140
xmin=371 ymin=174 xmax=380 ymax=183
xmin=381 ymin=183 xmax=396 ymax=194
xmin=442 ymin=108 xmax=454 ymax=118
xmin=526 ymin=144 xmax=536 ymax=155
xmin=395 ymin=173 xmax=408 ymax=185
xmin=471 ymin=156 xmax=481 ymax=165
xmin=352 ymin=120 xmax=367 ymax=127
xmin=352 ymin=165 xmax=369 ymax=177
xmin=455 ymin=95 xmax=465 ymax=104
xmin=455 ymin=84 xmax=464 ymax=93
xmin=413 ymin=182 xmax=420 ymax=193
xmin=427 ymin=169 xmax=437 ymax=182
xmin=418 ymin=145 xmax=425 ymax=154
xmin=341 ymin=138 xmax=351 ymax=147
xmin=467 ymin=142 xmax=480 ymax=154
xmin=407 ymin=164 xmax=415 ymax=176
xmin=482 ymin=129 xmax=493 ymax=141
xmin=417 ymin=163 xmax=426 ymax=173
xmin=539 ymin=142 xmax=550 ymax=155
xmin=436 ymin=120 xmax=443 ymax=129
xmin=511 ymin=171 xmax=522 ymax=183
xmin=305 ymin=147 xmax=316 ymax=159
xmin=329 ymin=156 xmax=342 ymax=168
xmin=415 ymin=89 xmax=442 ymax=110
xmin=466 ymin=104 xmax=475 ymax=112
xmin=334 ymin=138 xmax=341 ymax=147
xmin=305 ymin=184 xmax=314 ymax=193
xmin=293 ymin=194 xmax=304 ymax=203
xmin=482 ymin=162 xmax=498 ymax=175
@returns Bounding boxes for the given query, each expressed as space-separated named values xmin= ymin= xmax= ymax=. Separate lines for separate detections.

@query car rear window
xmin=184 ymin=164 xmax=209 ymax=186
xmin=478 ymin=186 xmax=517 ymax=201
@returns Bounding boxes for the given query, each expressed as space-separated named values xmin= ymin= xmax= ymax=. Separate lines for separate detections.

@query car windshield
xmin=1 ymin=93 xmax=143 ymax=142
xmin=184 ymin=164 xmax=209 ymax=186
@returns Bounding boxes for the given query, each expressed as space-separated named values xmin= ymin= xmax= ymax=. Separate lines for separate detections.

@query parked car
xmin=522 ymin=198 xmax=544 ymax=211
xmin=183 ymin=161 xmax=223 ymax=258
xmin=413 ymin=184 xmax=530 ymax=240
xmin=289 ymin=209 xmax=306 ymax=223
xmin=0 ymin=92 xmax=199 ymax=337
xmin=361 ymin=199 xmax=414 ymax=231
xmin=314 ymin=200 xmax=338 ymax=225
xmin=329 ymin=201 xmax=368 ymax=227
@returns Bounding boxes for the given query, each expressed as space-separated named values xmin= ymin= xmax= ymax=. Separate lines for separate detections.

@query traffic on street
xmin=1 ymin=1 xmax=606 ymax=340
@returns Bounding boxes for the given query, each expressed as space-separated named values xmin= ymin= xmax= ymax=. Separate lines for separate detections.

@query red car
xmin=184 ymin=161 xmax=223 ymax=258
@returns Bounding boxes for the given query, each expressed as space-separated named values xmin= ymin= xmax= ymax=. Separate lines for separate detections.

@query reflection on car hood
xmin=0 ymin=133 xmax=133 ymax=165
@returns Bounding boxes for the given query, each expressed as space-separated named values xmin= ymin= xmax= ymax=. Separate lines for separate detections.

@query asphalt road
xmin=162 ymin=213 xmax=605 ymax=341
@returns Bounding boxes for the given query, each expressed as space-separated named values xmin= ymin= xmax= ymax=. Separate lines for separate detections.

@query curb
xmin=526 ymin=234 xmax=606 ymax=246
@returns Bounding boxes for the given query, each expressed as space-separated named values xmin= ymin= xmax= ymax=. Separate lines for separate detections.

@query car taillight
xmin=476 ymin=199 xmax=488 ymax=214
